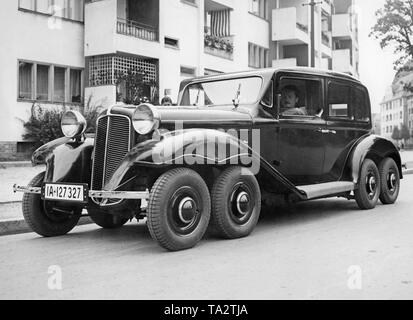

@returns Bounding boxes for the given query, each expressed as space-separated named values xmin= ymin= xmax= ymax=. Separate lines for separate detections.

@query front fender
xmin=32 ymin=137 xmax=95 ymax=183
xmin=347 ymin=134 xmax=402 ymax=184
xmin=104 ymin=129 xmax=305 ymax=198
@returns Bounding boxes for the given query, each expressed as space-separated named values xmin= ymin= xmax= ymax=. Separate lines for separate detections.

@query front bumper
xmin=13 ymin=184 xmax=149 ymax=200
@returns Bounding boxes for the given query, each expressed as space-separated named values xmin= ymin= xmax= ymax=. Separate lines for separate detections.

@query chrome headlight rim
xmin=132 ymin=104 xmax=160 ymax=135
xmin=61 ymin=110 xmax=87 ymax=138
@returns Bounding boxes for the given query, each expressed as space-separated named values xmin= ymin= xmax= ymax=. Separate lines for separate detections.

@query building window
xmin=18 ymin=62 xmax=33 ymax=100
xmin=164 ymin=37 xmax=179 ymax=49
xmin=18 ymin=60 xmax=83 ymax=104
xmin=36 ymin=64 xmax=49 ymax=101
xmin=180 ymin=66 xmax=196 ymax=77
xmin=400 ymin=111 xmax=403 ymax=119
xmin=18 ymin=0 xmax=84 ymax=22
xmin=249 ymin=0 xmax=268 ymax=20
xmin=248 ymin=43 xmax=269 ymax=68
xmin=53 ymin=67 xmax=66 ymax=102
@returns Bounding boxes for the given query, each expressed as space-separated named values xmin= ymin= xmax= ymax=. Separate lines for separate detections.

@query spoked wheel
xmin=147 ymin=168 xmax=211 ymax=251
xmin=354 ymin=159 xmax=381 ymax=210
xmin=211 ymin=167 xmax=261 ymax=239
xmin=22 ymin=172 xmax=81 ymax=237
xmin=379 ymin=158 xmax=400 ymax=205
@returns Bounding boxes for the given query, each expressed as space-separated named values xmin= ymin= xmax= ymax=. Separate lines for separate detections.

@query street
xmin=0 ymin=176 xmax=413 ymax=300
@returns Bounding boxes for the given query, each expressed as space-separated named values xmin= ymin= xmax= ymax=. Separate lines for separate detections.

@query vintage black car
xmin=14 ymin=67 xmax=402 ymax=251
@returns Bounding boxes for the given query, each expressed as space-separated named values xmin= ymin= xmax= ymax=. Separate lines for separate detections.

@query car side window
xmin=328 ymin=81 xmax=371 ymax=122
xmin=328 ymin=81 xmax=350 ymax=118
xmin=277 ymin=78 xmax=323 ymax=118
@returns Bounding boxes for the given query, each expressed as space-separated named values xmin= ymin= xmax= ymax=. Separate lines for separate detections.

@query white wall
xmin=0 ymin=0 xmax=84 ymax=141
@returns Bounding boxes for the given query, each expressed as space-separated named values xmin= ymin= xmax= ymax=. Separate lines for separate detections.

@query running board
xmin=297 ymin=181 xmax=355 ymax=200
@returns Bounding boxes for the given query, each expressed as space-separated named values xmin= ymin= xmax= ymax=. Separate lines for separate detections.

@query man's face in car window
xmin=281 ymin=89 xmax=299 ymax=109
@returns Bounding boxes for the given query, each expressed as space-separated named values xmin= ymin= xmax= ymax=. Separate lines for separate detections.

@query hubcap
xmin=178 ymin=197 xmax=197 ymax=224
xmin=388 ymin=172 xmax=397 ymax=192
xmin=366 ymin=172 xmax=377 ymax=198
xmin=229 ymin=184 xmax=254 ymax=224
xmin=236 ymin=191 xmax=250 ymax=216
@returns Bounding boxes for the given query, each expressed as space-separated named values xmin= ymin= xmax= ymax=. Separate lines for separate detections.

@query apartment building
xmin=380 ymin=72 xmax=413 ymax=144
xmin=271 ymin=0 xmax=359 ymax=78
xmin=0 ymin=0 xmax=359 ymax=159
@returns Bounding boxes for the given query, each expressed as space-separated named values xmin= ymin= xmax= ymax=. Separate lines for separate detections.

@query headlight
xmin=61 ymin=110 xmax=87 ymax=138
xmin=132 ymin=104 xmax=160 ymax=135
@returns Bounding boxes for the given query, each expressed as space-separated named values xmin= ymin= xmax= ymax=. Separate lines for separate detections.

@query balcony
xmin=272 ymin=58 xmax=297 ymax=69
xmin=272 ymin=7 xmax=309 ymax=45
xmin=116 ymin=18 xmax=158 ymax=42
xmin=332 ymin=48 xmax=353 ymax=74
xmin=332 ymin=13 xmax=354 ymax=40
xmin=85 ymin=0 xmax=160 ymax=58
xmin=204 ymin=30 xmax=234 ymax=60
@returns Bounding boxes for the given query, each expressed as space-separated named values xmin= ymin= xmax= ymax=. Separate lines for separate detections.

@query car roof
xmin=180 ymin=67 xmax=361 ymax=86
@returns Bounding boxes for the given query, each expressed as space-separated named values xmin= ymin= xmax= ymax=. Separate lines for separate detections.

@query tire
xmin=87 ymin=206 xmax=130 ymax=229
xmin=147 ymin=168 xmax=211 ymax=251
xmin=379 ymin=158 xmax=400 ymax=205
xmin=211 ymin=167 xmax=261 ymax=239
xmin=22 ymin=172 xmax=81 ymax=237
xmin=354 ymin=159 xmax=381 ymax=210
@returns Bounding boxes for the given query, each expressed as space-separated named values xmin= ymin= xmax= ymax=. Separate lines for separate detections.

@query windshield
xmin=180 ymin=77 xmax=263 ymax=106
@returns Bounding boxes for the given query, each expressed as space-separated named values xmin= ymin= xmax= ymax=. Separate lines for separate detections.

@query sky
xmin=355 ymin=0 xmax=398 ymax=113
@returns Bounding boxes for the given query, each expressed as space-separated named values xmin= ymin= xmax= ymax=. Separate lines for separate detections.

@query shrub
xmin=22 ymin=101 xmax=102 ymax=149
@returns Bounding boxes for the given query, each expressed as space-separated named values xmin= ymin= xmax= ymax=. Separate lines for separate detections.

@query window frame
xmin=275 ymin=75 xmax=325 ymax=120
xmin=326 ymin=79 xmax=371 ymax=124
xmin=17 ymin=59 xmax=84 ymax=104
xmin=18 ymin=0 xmax=85 ymax=23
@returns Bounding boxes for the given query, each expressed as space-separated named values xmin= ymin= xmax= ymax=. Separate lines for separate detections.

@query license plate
xmin=42 ymin=183 xmax=88 ymax=203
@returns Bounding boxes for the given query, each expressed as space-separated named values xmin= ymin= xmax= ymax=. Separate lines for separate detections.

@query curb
xmin=0 ymin=216 xmax=93 ymax=236
xmin=0 ymin=161 xmax=34 ymax=169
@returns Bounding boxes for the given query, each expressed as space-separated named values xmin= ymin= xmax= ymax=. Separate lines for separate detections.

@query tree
xmin=370 ymin=0 xmax=413 ymax=70
xmin=392 ymin=126 xmax=401 ymax=141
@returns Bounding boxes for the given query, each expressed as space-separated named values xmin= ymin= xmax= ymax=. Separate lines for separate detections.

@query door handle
xmin=316 ymin=129 xmax=336 ymax=134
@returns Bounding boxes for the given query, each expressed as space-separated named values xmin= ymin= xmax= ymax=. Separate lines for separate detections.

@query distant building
xmin=0 ymin=0 xmax=360 ymax=159
xmin=380 ymin=71 xmax=413 ymax=144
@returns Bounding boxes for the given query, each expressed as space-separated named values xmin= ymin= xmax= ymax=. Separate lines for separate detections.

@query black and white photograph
xmin=0 ymin=0 xmax=413 ymax=305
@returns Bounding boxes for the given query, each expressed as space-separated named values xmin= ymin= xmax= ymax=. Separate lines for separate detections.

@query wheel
xmin=379 ymin=158 xmax=400 ymax=205
xmin=147 ymin=168 xmax=211 ymax=251
xmin=211 ymin=167 xmax=261 ymax=239
xmin=354 ymin=159 xmax=381 ymax=210
xmin=22 ymin=172 xmax=81 ymax=237
xmin=87 ymin=206 xmax=130 ymax=229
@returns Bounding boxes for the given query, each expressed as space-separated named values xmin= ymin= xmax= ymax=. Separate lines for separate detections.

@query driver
xmin=280 ymin=85 xmax=308 ymax=116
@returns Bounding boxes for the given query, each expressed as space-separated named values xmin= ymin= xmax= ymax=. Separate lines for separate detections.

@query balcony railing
xmin=296 ymin=22 xmax=308 ymax=33
xmin=116 ymin=18 xmax=158 ymax=42
xmin=204 ymin=30 xmax=234 ymax=60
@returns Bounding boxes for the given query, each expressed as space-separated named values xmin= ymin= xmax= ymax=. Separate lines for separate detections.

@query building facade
xmin=380 ymin=72 xmax=413 ymax=145
xmin=0 ymin=0 xmax=359 ymax=159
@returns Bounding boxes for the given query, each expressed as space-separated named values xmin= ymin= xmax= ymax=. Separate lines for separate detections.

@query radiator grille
xmin=91 ymin=115 xmax=131 ymax=190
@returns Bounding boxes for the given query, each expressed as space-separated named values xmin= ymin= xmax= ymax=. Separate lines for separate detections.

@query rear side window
xmin=327 ymin=81 xmax=370 ymax=122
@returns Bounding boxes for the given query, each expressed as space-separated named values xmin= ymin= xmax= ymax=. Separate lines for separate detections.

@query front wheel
xmin=354 ymin=159 xmax=381 ymax=210
xmin=211 ymin=167 xmax=261 ymax=239
xmin=147 ymin=168 xmax=211 ymax=251
xmin=22 ymin=172 xmax=81 ymax=237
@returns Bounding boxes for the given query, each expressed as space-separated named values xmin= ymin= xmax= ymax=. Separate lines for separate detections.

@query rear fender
xmin=347 ymin=134 xmax=402 ymax=184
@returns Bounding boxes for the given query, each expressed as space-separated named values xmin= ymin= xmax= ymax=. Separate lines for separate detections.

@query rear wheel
xmin=379 ymin=158 xmax=400 ymax=205
xmin=211 ymin=167 xmax=261 ymax=239
xmin=147 ymin=168 xmax=211 ymax=251
xmin=354 ymin=159 xmax=381 ymax=210
xmin=22 ymin=172 xmax=81 ymax=237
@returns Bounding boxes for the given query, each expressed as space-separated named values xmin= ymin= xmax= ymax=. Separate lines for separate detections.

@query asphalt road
xmin=1 ymin=177 xmax=413 ymax=300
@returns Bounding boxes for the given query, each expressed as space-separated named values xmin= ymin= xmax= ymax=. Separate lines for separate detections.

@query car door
xmin=273 ymin=73 xmax=327 ymax=185
xmin=322 ymin=79 xmax=372 ymax=181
